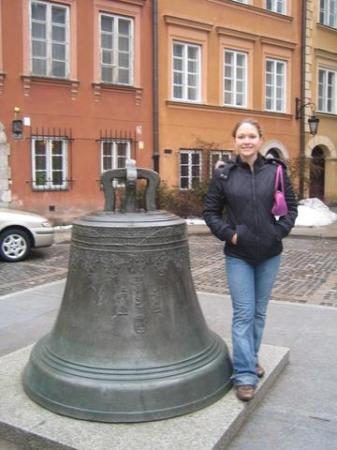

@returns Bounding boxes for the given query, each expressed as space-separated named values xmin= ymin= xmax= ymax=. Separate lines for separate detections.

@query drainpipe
xmin=152 ymin=0 xmax=159 ymax=173
xmin=298 ymin=0 xmax=307 ymax=199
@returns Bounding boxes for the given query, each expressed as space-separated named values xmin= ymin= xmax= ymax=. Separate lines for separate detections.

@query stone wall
xmin=0 ymin=122 xmax=11 ymax=206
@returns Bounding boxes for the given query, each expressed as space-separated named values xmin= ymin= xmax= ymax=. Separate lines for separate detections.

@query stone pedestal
xmin=0 ymin=344 xmax=289 ymax=450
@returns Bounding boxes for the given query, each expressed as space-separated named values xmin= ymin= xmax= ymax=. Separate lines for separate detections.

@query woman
xmin=203 ymin=119 xmax=297 ymax=402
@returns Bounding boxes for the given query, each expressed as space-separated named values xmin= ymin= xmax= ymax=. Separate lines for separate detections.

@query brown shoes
xmin=235 ymin=385 xmax=256 ymax=402
xmin=256 ymin=363 xmax=265 ymax=378
xmin=234 ymin=364 xmax=264 ymax=401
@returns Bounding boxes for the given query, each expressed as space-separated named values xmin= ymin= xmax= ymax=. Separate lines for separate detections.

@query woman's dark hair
xmin=232 ymin=119 xmax=263 ymax=138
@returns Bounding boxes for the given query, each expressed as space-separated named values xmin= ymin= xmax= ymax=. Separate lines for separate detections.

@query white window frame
xmin=232 ymin=0 xmax=248 ymax=3
xmin=172 ymin=41 xmax=201 ymax=103
xmin=266 ymin=0 xmax=287 ymax=14
xmin=179 ymin=150 xmax=202 ymax=190
xmin=209 ymin=151 xmax=232 ymax=178
xmin=318 ymin=68 xmax=336 ymax=114
xmin=30 ymin=0 xmax=70 ymax=78
xmin=32 ymin=137 xmax=68 ymax=190
xmin=100 ymin=140 xmax=131 ymax=173
xmin=320 ymin=0 xmax=337 ymax=28
xmin=224 ymin=50 xmax=247 ymax=108
xmin=100 ymin=13 xmax=134 ymax=86
xmin=265 ymin=58 xmax=287 ymax=112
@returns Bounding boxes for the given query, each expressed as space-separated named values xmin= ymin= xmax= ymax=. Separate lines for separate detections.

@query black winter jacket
xmin=203 ymin=155 xmax=298 ymax=264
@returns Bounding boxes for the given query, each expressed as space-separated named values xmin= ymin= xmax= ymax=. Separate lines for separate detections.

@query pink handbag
xmin=272 ymin=165 xmax=288 ymax=216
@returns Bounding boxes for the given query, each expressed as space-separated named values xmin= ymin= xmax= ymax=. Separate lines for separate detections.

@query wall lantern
xmin=295 ymin=97 xmax=320 ymax=136
xmin=12 ymin=119 xmax=23 ymax=140
xmin=12 ymin=106 xmax=23 ymax=140
xmin=307 ymin=115 xmax=320 ymax=136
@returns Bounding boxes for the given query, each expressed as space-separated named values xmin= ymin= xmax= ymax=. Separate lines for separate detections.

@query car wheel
xmin=0 ymin=228 xmax=31 ymax=262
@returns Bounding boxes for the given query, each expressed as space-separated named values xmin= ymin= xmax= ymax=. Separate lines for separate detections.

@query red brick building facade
xmin=0 ymin=0 xmax=153 ymax=221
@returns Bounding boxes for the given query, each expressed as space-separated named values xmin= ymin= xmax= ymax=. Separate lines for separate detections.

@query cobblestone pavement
xmin=1 ymin=236 xmax=337 ymax=307
xmin=0 ymin=245 xmax=69 ymax=296
xmin=189 ymin=235 xmax=337 ymax=307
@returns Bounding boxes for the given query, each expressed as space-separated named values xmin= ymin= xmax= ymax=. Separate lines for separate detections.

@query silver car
xmin=0 ymin=208 xmax=54 ymax=262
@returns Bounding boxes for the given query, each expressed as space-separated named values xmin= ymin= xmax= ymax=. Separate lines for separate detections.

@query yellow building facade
xmin=157 ymin=0 xmax=303 ymax=190
xmin=304 ymin=0 xmax=337 ymax=203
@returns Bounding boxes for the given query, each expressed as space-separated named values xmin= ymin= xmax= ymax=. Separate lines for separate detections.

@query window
xmin=265 ymin=59 xmax=287 ymax=112
xmin=179 ymin=150 xmax=202 ymax=189
xmin=173 ymin=42 xmax=201 ymax=102
xmin=32 ymin=137 xmax=68 ymax=190
xmin=209 ymin=151 xmax=232 ymax=178
xmin=318 ymin=68 xmax=336 ymax=113
xmin=30 ymin=1 xmax=69 ymax=78
xmin=320 ymin=0 xmax=337 ymax=28
xmin=224 ymin=50 xmax=247 ymax=107
xmin=101 ymin=140 xmax=131 ymax=172
xmin=100 ymin=13 xmax=133 ymax=85
xmin=266 ymin=0 xmax=287 ymax=14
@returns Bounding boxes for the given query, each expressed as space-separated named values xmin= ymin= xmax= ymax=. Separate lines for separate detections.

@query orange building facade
xmin=0 ymin=0 xmax=153 ymax=221
xmin=157 ymin=0 xmax=303 ymax=190
xmin=303 ymin=0 xmax=337 ymax=203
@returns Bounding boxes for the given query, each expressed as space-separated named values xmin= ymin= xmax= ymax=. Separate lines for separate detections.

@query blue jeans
xmin=225 ymin=255 xmax=281 ymax=386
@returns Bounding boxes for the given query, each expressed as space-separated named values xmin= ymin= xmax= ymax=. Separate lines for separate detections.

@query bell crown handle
xmin=101 ymin=162 xmax=160 ymax=212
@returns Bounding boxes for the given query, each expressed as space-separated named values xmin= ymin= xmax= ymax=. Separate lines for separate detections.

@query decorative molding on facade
xmin=70 ymin=81 xmax=80 ymax=100
xmin=216 ymin=27 xmax=258 ymax=42
xmin=92 ymin=83 xmax=143 ymax=105
xmin=116 ymin=0 xmax=146 ymax=5
xmin=305 ymin=135 xmax=337 ymax=159
xmin=315 ymin=48 xmax=337 ymax=62
xmin=317 ymin=112 xmax=337 ymax=120
xmin=22 ymin=76 xmax=31 ymax=97
xmin=207 ymin=0 xmax=293 ymax=22
xmin=135 ymin=88 xmax=143 ymax=106
xmin=95 ymin=0 xmax=145 ymax=8
xmin=304 ymin=0 xmax=314 ymax=130
xmin=164 ymin=15 xmax=213 ymax=32
xmin=20 ymin=75 xmax=80 ymax=99
xmin=166 ymin=100 xmax=292 ymax=119
xmin=93 ymin=83 xmax=102 ymax=101
xmin=0 ymin=73 xmax=5 ymax=94
xmin=260 ymin=37 xmax=296 ymax=50
xmin=316 ymin=23 xmax=337 ymax=35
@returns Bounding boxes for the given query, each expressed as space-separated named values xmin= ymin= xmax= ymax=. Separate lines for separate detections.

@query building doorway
xmin=309 ymin=146 xmax=325 ymax=200
xmin=266 ymin=147 xmax=282 ymax=159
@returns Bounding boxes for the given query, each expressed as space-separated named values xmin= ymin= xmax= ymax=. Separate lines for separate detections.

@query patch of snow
xmin=54 ymin=224 xmax=73 ymax=231
xmin=185 ymin=218 xmax=206 ymax=225
xmin=295 ymin=198 xmax=337 ymax=227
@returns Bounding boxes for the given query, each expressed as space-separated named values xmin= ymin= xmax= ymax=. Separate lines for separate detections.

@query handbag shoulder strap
xmin=275 ymin=165 xmax=285 ymax=193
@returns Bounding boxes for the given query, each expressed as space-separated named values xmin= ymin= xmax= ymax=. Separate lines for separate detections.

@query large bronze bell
xmin=23 ymin=163 xmax=232 ymax=422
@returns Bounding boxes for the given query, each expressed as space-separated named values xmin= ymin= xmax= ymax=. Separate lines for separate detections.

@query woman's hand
xmin=231 ymin=233 xmax=238 ymax=245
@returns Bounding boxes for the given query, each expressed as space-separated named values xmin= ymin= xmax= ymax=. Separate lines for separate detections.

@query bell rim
xmin=22 ymin=332 xmax=233 ymax=423
xmin=23 ymin=376 xmax=232 ymax=423
xmin=25 ymin=332 xmax=226 ymax=381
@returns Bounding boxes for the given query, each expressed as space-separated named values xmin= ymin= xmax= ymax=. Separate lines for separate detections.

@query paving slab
xmin=2 ymin=280 xmax=337 ymax=449
xmin=0 ymin=344 xmax=288 ymax=450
